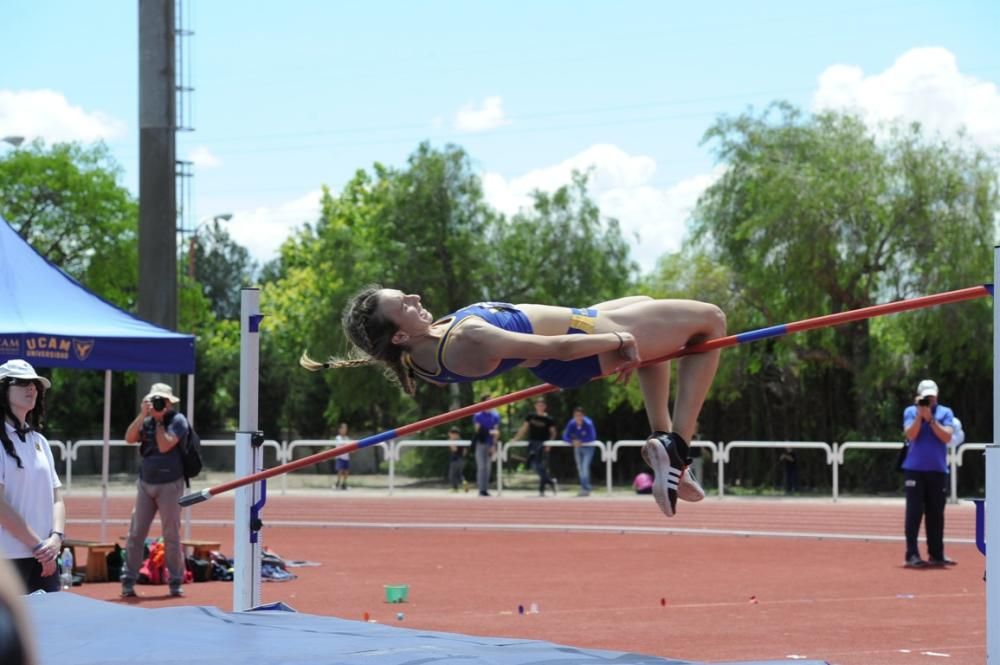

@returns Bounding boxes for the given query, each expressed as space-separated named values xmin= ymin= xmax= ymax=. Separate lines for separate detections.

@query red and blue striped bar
xmin=180 ymin=382 xmax=559 ymax=506
xmin=179 ymin=284 xmax=992 ymax=506
xmin=657 ymin=283 xmax=994 ymax=361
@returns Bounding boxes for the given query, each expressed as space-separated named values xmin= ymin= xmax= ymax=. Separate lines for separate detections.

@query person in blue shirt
xmin=472 ymin=395 xmax=501 ymax=496
xmin=901 ymin=379 xmax=957 ymax=568
xmin=303 ymin=286 xmax=726 ymax=517
xmin=563 ymin=407 xmax=598 ymax=496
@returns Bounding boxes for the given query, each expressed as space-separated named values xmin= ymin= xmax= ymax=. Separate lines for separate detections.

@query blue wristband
xmin=31 ymin=541 xmax=45 ymax=552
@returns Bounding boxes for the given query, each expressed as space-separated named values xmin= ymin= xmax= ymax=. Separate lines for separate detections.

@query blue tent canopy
xmin=0 ymin=217 xmax=195 ymax=373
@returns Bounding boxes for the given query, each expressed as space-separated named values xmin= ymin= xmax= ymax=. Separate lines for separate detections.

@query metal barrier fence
xmin=65 ymin=439 xmax=282 ymax=493
xmin=285 ymin=439 xmax=389 ymax=494
xmin=501 ymin=440 xmax=606 ymax=495
xmin=610 ymin=440 xmax=720 ymax=495
xmin=52 ymin=438 xmax=989 ymax=502
xmin=389 ymin=440 xmax=470 ymax=495
xmin=723 ymin=441 xmax=834 ymax=499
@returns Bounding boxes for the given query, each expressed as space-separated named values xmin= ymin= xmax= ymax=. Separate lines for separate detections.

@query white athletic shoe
xmin=678 ymin=465 xmax=705 ymax=502
xmin=641 ymin=434 xmax=682 ymax=518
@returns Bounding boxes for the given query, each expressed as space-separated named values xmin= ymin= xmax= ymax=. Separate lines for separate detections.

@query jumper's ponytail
xmin=299 ymin=352 xmax=376 ymax=372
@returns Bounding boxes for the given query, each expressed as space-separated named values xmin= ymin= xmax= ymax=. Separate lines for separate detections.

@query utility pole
xmin=137 ymin=0 xmax=177 ymax=393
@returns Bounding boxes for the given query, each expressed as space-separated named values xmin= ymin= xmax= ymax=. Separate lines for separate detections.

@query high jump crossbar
xmin=179 ymin=283 xmax=992 ymax=508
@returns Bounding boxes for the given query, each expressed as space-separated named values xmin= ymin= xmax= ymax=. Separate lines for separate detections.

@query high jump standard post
xmin=989 ymin=248 xmax=998 ymax=664
xmin=233 ymin=288 xmax=264 ymax=611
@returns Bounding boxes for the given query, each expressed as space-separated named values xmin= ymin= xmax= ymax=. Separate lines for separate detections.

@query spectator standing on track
xmin=472 ymin=395 xmax=500 ymax=496
xmin=446 ymin=426 xmax=468 ymax=492
xmin=511 ymin=398 xmax=558 ymax=496
xmin=900 ymin=379 xmax=958 ymax=568
xmin=332 ymin=422 xmax=351 ymax=490
xmin=563 ymin=406 xmax=597 ymax=497
xmin=0 ymin=360 xmax=64 ymax=594
xmin=121 ymin=382 xmax=190 ymax=598
xmin=779 ymin=448 xmax=799 ymax=494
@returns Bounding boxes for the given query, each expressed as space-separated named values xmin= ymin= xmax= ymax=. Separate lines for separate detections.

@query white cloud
xmin=481 ymin=144 xmax=721 ymax=273
xmin=454 ymin=96 xmax=510 ymax=133
xmin=223 ymin=190 xmax=322 ymax=263
xmin=812 ymin=47 xmax=1000 ymax=149
xmin=0 ymin=89 xmax=125 ymax=144
xmin=188 ymin=145 xmax=221 ymax=169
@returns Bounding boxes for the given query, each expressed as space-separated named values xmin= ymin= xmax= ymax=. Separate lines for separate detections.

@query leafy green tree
xmin=686 ymin=102 xmax=997 ymax=488
xmin=188 ymin=219 xmax=257 ymax=321
xmin=0 ymin=140 xmax=138 ymax=308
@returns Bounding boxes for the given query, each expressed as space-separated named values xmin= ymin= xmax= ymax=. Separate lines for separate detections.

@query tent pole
xmin=183 ymin=373 xmax=195 ymax=541
xmin=186 ymin=374 xmax=195 ymax=429
xmin=100 ymin=370 xmax=111 ymax=543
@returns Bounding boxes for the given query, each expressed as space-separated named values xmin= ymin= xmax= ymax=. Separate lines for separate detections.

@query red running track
xmin=62 ymin=493 xmax=986 ymax=664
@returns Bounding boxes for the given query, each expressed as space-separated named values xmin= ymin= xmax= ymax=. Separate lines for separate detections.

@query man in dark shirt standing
xmin=121 ymin=383 xmax=190 ymax=598
xmin=512 ymin=398 xmax=558 ymax=496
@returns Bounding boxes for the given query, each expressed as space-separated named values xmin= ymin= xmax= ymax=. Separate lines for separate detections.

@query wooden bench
xmin=116 ymin=537 xmax=222 ymax=560
xmin=63 ymin=539 xmax=116 ymax=583
xmin=182 ymin=539 xmax=221 ymax=560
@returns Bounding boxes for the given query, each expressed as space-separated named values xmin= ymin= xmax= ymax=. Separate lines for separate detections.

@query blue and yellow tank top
xmin=403 ymin=302 xmax=532 ymax=384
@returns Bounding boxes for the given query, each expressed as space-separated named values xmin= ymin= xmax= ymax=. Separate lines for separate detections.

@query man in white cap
xmin=120 ymin=382 xmax=190 ymax=598
xmin=901 ymin=378 xmax=957 ymax=568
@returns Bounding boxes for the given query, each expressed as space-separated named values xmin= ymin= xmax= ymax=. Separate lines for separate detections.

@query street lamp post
xmin=188 ymin=213 xmax=233 ymax=279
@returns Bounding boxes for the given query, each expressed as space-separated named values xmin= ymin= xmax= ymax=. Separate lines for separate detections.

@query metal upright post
xmin=988 ymin=248 xmax=999 ymax=664
xmin=233 ymin=288 xmax=263 ymax=611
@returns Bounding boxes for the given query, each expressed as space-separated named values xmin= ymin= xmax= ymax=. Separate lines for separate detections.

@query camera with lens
xmin=917 ymin=395 xmax=932 ymax=407
xmin=151 ymin=396 xmax=167 ymax=411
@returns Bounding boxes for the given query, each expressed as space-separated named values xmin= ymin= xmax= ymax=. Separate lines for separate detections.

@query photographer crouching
xmin=121 ymin=383 xmax=190 ymax=598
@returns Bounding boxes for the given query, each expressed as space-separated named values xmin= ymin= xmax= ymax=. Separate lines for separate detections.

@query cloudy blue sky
xmin=3 ymin=1 xmax=999 ymax=272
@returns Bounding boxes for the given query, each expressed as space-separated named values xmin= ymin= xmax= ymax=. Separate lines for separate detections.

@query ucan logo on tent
xmin=0 ymin=338 xmax=20 ymax=356
xmin=26 ymin=336 xmax=72 ymax=360
xmin=73 ymin=339 xmax=95 ymax=361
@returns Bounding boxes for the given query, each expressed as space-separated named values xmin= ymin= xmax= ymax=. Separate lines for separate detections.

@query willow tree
xmin=691 ymin=102 xmax=997 ymax=444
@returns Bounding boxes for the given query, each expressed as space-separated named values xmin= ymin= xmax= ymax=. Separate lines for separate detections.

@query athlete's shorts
xmin=335 ymin=457 xmax=350 ymax=471
xmin=529 ymin=307 xmax=603 ymax=389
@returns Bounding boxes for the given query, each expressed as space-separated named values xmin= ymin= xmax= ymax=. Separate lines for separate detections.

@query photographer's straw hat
xmin=144 ymin=382 xmax=179 ymax=404
xmin=917 ymin=379 xmax=939 ymax=398
xmin=0 ymin=359 xmax=51 ymax=389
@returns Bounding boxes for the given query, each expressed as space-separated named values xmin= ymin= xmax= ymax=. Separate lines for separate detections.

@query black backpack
xmin=179 ymin=426 xmax=203 ymax=486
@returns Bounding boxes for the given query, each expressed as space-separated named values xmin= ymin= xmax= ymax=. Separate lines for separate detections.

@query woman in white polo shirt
xmin=0 ymin=359 xmax=65 ymax=592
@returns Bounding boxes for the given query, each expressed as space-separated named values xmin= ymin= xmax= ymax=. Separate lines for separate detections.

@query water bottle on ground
xmin=60 ymin=547 xmax=74 ymax=590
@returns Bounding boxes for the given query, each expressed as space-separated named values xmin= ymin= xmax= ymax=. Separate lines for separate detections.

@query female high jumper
xmin=302 ymin=287 xmax=725 ymax=517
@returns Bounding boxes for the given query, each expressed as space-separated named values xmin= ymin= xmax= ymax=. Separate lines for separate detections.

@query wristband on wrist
xmin=50 ymin=530 xmax=64 ymax=540
xmin=613 ymin=331 xmax=624 ymax=352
